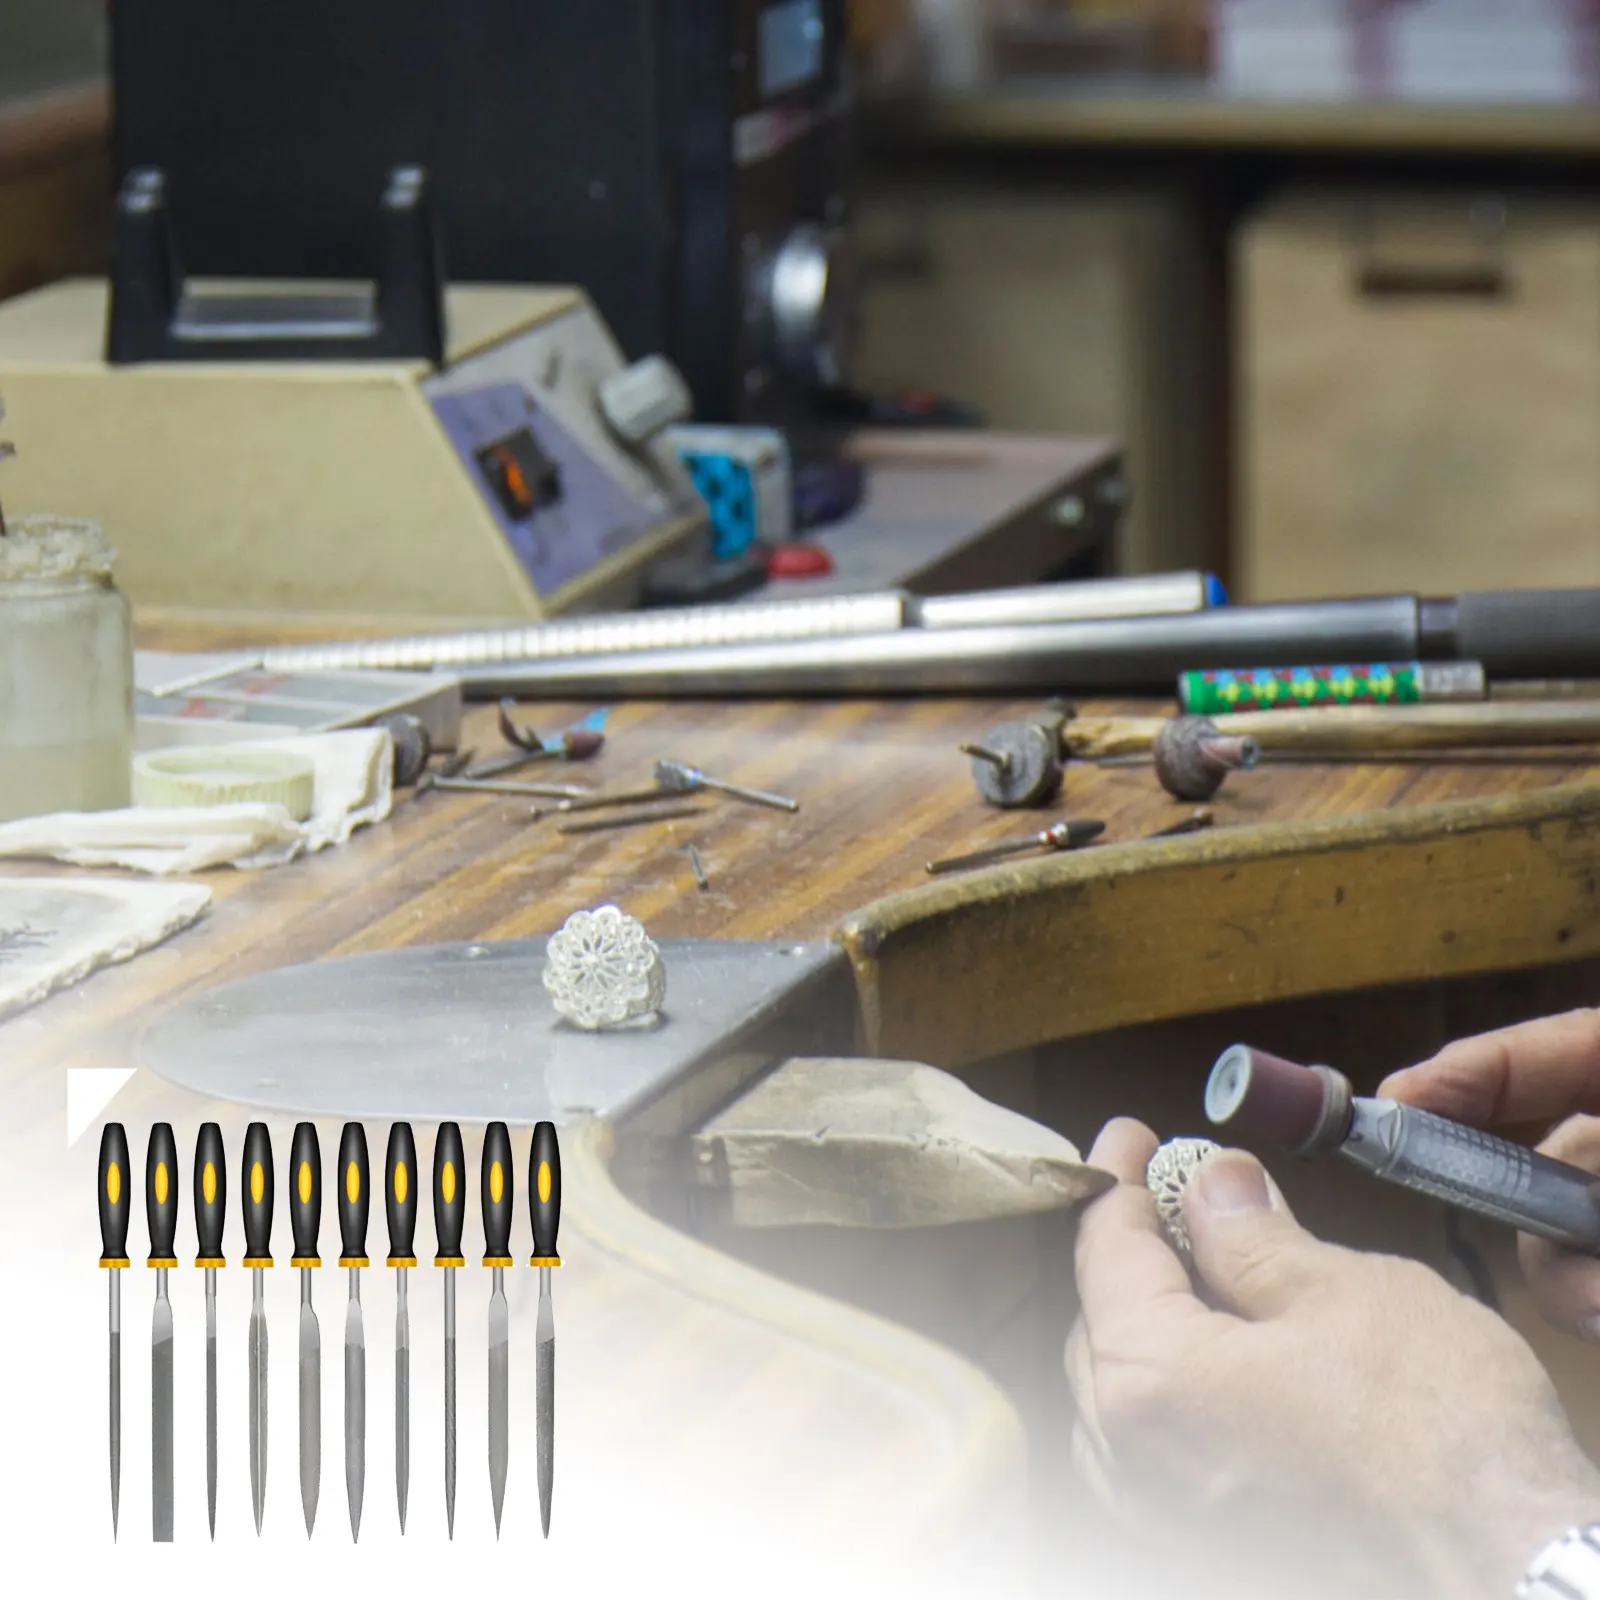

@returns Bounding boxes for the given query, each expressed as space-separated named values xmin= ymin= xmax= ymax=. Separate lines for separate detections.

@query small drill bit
xmin=655 ymin=758 xmax=799 ymax=812
xmin=0 ymin=399 xmax=14 ymax=538
xmin=552 ymin=784 xmax=689 ymax=815
xmin=688 ymin=843 xmax=709 ymax=890
xmin=926 ymin=818 xmax=1105 ymax=875
xmin=1145 ymin=809 xmax=1216 ymax=838
xmin=558 ymin=803 xmax=705 ymax=835
xmin=418 ymin=772 xmax=592 ymax=800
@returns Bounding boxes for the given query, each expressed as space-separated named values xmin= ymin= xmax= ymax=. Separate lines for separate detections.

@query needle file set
xmin=96 ymin=1117 xmax=563 ymax=1542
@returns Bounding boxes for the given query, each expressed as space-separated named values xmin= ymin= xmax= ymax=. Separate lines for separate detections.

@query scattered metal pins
xmin=1145 ymin=808 xmax=1216 ymax=839
xmin=688 ymin=844 xmax=709 ymax=891
xmin=558 ymin=803 xmax=706 ymax=835
xmin=655 ymin=758 xmax=799 ymax=813
xmin=417 ymin=772 xmax=591 ymax=800
xmin=926 ymin=818 xmax=1106 ymax=875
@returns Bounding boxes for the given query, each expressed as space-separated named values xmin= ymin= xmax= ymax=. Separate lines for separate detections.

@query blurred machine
xmin=0 ymin=262 xmax=708 ymax=629
xmin=110 ymin=0 xmax=858 ymax=429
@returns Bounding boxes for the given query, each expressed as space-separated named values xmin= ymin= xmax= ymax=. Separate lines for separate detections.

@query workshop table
xmin=5 ymin=687 xmax=1599 ymax=1576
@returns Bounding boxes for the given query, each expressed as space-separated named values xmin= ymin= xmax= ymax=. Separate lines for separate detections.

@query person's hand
xmin=1381 ymin=1009 xmax=1600 ymax=1342
xmin=1067 ymin=1117 xmax=1600 ymax=1600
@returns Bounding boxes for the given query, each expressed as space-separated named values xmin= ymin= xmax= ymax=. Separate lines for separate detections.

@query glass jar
xmin=0 ymin=515 xmax=134 ymax=822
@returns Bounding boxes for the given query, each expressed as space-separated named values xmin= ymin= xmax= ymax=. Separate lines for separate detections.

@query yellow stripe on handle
xmin=538 ymin=1161 xmax=551 ymax=1205
xmin=346 ymin=1161 xmax=361 ymax=1206
xmin=202 ymin=1162 xmax=216 ymax=1206
xmin=394 ymin=1161 xmax=408 ymax=1205
xmin=298 ymin=1161 xmax=313 ymax=1205
xmin=251 ymin=1162 xmax=264 ymax=1205
xmin=106 ymin=1161 xmax=121 ymax=1207
xmin=154 ymin=1162 xmax=168 ymax=1206
xmin=490 ymin=1161 xmax=504 ymax=1205
xmin=442 ymin=1161 xmax=456 ymax=1204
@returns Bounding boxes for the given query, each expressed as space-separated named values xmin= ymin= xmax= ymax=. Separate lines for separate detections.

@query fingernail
xmin=1580 ymin=1314 xmax=1600 ymax=1347
xmin=1193 ymin=1153 xmax=1272 ymax=1214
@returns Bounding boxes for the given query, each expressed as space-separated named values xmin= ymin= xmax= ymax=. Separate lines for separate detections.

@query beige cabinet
xmin=852 ymin=176 xmax=1212 ymax=575
xmin=1237 ymin=193 xmax=1600 ymax=601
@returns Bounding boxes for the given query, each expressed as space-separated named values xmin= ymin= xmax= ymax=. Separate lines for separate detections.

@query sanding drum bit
xmin=1205 ymin=1044 xmax=1600 ymax=1252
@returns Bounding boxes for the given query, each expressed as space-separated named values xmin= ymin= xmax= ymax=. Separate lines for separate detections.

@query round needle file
xmin=289 ymin=1122 xmax=322 ymax=1538
xmin=482 ymin=1122 xmax=514 ymax=1538
xmin=97 ymin=1123 xmax=131 ymax=1540
xmin=433 ymin=1123 xmax=466 ymax=1539
xmin=385 ymin=1123 xmax=418 ymax=1534
xmin=146 ymin=1123 xmax=178 ymax=1543
xmin=193 ymin=1123 xmax=227 ymax=1540
xmin=337 ymin=1123 xmax=370 ymax=1542
xmin=241 ymin=1122 xmax=275 ymax=1534
xmin=530 ymin=1120 xmax=563 ymax=1538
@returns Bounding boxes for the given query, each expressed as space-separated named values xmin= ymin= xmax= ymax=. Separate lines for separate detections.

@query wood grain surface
xmin=5 ymin=682 xmax=1599 ymax=1566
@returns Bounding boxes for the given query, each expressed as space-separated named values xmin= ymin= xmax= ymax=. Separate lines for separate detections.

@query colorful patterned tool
xmin=193 ymin=1123 xmax=227 ymax=1540
xmin=241 ymin=1122 xmax=275 ymax=1536
xmin=433 ymin=1122 xmax=466 ymax=1539
xmin=146 ymin=1123 xmax=178 ymax=1542
xmin=482 ymin=1122 xmax=514 ymax=1538
xmin=1178 ymin=661 xmax=1486 ymax=716
xmin=337 ymin=1123 xmax=371 ymax=1542
xmin=384 ymin=1123 xmax=418 ymax=1535
xmin=530 ymin=1121 xmax=563 ymax=1538
xmin=98 ymin=1123 xmax=131 ymax=1539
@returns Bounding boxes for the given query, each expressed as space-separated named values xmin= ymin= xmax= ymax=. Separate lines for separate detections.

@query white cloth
xmin=0 ymin=877 xmax=212 ymax=1020
xmin=0 ymin=729 xmax=392 ymax=875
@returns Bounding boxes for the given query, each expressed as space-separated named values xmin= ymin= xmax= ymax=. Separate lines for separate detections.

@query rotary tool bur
xmin=1204 ymin=1044 xmax=1600 ymax=1253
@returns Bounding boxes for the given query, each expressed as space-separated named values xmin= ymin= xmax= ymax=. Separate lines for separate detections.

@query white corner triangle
xmin=67 ymin=1067 xmax=137 ymax=1147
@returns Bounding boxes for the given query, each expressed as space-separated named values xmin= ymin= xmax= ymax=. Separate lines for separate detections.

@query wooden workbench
xmin=6 ymin=687 xmax=1600 ymax=1572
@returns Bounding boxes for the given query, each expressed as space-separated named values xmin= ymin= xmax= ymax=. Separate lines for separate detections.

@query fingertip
xmin=1087 ymin=1117 xmax=1160 ymax=1184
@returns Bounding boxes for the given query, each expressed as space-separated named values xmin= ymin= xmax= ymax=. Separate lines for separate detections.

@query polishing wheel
xmin=1205 ymin=1043 xmax=1354 ymax=1156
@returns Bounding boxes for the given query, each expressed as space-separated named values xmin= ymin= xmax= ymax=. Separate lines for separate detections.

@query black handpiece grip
xmin=289 ymin=1122 xmax=322 ymax=1267
xmin=338 ymin=1122 xmax=371 ymax=1266
xmin=529 ymin=1121 xmax=562 ymax=1267
xmin=241 ymin=1122 xmax=275 ymax=1266
xmin=98 ymin=1123 xmax=131 ymax=1267
xmin=194 ymin=1123 xmax=227 ymax=1267
xmin=433 ymin=1122 xmax=465 ymax=1267
xmin=1456 ymin=587 xmax=1600 ymax=678
xmin=146 ymin=1123 xmax=179 ymax=1267
xmin=481 ymin=1122 xmax=514 ymax=1267
xmin=385 ymin=1123 xmax=418 ymax=1267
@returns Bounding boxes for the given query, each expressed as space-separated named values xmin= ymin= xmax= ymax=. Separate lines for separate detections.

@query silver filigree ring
xmin=1146 ymin=1137 xmax=1221 ymax=1255
xmin=542 ymin=904 xmax=666 ymax=1030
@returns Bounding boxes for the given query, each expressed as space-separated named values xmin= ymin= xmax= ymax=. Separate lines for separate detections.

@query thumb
xmin=1182 ymin=1150 xmax=1351 ymax=1320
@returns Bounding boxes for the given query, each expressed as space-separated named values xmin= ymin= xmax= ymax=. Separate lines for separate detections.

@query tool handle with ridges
xmin=433 ymin=1122 xmax=465 ymax=1266
xmin=193 ymin=1122 xmax=227 ymax=1266
xmin=288 ymin=1122 xmax=322 ymax=1266
xmin=241 ymin=1122 xmax=275 ymax=1266
xmin=145 ymin=1123 xmax=179 ymax=1266
xmin=385 ymin=1122 xmax=418 ymax=1266
xmin=98 ymin=1122 xmax=131 ymax=1266
xmin=337 ymin=1121 xmax=371 ymax=1265
xmin=529 ymin=1121 xmax=562 ymax=1266
xmin=481 ymin=1122 xmax=514 ymax=1266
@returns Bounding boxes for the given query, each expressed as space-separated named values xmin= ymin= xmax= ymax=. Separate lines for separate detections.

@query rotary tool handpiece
xmin=1205 ymin=1043 xmax=1600 ymax=1255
